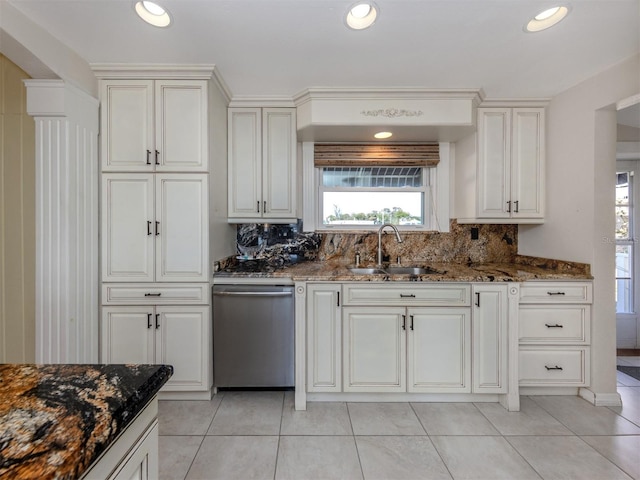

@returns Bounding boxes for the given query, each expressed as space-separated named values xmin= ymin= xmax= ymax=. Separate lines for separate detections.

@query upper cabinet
xmin=228 ymin=107 xmax=297 ymax=222
xmin=455 ymin=106 xmax=545 ymax=224
xmin=476 ymin=107 xmax=545 ymax=221
xmin=100 ymin=80 xmax=208 ymax=172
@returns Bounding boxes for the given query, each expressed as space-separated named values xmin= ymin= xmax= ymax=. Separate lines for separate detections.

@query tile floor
xmin=158 ymin=358 xmax=640 ymax=480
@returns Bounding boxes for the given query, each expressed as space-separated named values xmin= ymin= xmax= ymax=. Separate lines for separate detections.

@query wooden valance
xmin=314 ymin=143 xmax=440 ymax=167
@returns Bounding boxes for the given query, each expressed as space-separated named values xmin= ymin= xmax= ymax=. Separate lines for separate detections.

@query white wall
xmin=519 ymin=54 xmax=640 ymax=403
xmin=208 ymin=77 xmax=237 ymax=265
xmin=0 ymin=2 xmax=97 ymax=96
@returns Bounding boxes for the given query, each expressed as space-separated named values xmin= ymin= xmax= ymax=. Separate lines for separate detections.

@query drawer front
xmin=520 ymin=282 xmax=592 ymax=304
xmin=102 ymin=283 xmax=209 ymax=305
xmin=342 ymin=283 xmax=470 ymax=306
xmin=519 ymin=305 xmax=590 ymax=344
xmin=519 ymin=347 xmax=589 ymax=386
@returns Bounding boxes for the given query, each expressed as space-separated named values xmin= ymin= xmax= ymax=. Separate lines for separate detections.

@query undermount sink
xmin=348 ymin=267 xmax=387 ymax=275
xmin=385 ymin=266 xmax=431 ymax=275
xmin=348 ymin=266 xmax=437 ymax=275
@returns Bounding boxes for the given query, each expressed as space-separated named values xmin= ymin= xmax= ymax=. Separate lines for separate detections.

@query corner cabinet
xmin=228 ymin=107 xmax=297 ymax=222
xmin=100 ymin=80 xmax=208 ymax=172
xmin=476 ymin=107 xmax=545 ymax=222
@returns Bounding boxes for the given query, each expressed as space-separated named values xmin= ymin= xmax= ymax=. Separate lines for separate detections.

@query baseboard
xmin=158 ymin=389 xmax=213 ymax=401
xmin=579 ymin=388 xmax=622 ymax=407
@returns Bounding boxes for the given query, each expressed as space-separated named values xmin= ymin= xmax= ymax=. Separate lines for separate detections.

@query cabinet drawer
xmin=342 ymin=283 xmax=470 ymax=306
xmin=519 ymin=347 xmax=589 ymax=386
xmin=102 ymin=284 xmax=209 ymax=305
xmin=519 ymin=305 xmax=590 ymax=344
xmin=519 ymin=282 xmax=592 ymax=304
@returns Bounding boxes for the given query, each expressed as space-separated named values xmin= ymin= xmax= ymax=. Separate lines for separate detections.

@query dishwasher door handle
xmin=213 ymin=291 xmax=293 ymax=297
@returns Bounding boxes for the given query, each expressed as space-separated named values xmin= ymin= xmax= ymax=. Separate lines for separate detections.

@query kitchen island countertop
xmin=0 ymin=363 xmax=172 ymax=480
xmin=214 ymin=255 xmax=592 ymax=283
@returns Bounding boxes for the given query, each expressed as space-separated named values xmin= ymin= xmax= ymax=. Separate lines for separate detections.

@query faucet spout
xmin=377 ymin=223 xmax=403 ymax=267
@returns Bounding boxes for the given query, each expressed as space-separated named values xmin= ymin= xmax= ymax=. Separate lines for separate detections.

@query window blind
xmin=314 ymin=143 xmax=440 ymax=167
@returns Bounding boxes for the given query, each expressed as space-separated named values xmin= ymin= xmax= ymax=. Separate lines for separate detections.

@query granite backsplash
xmin=216 ymin=220 xmax=522 ymax=271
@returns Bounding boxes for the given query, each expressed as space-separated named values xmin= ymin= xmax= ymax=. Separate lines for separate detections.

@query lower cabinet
xmin=101 ymin=305 xmax=210 ymax=391
xmin=342 ymin=306 xmax=471 ymax=393
xmin=518 ymin=281 xmax=592 ymax=387
xmin=472 ymin=284 xmax=508 ymax=393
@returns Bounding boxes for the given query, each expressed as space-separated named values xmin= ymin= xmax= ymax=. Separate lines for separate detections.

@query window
xmin=616 ymin=171 xmax=633 ymax=313
xmin=318 ymin=166 xmax=432 ymax=228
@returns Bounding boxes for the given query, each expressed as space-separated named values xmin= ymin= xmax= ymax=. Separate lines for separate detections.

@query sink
xmin=348 ymin=267 xmax=387 ymax=275
xmin=385 ymin=266 xmax=431 ymax=275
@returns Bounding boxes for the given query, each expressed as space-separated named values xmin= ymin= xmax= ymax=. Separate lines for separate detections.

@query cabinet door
xmin=228 ymin=108 xmax=262 ymax=218
xmin=102 ymin=174 xmax=154 ymax=282
xmin=511 ymin=108 xmax=544 ymax=219
xmin=101 ymin=306 xmax=154 ymax=364
xmin=155 ymin=81 xmax=208 ymax=172
xmin=100 ymin=80 xmax=154 ymax=172
xmin=156 ymin=306 xmax=210 ymax=391
xmin=407 ymin=307 xmax=470 ymax=393
xmin=472 ymin=285 xmax=508 ymax=393
xmin=155 ymin=174 xmax=208 ymax=282
xmin=110 ymin=422 xmax=158 ymax=480
xmin=306 ymin=284 xmax=342 ymax=392
xmin=477 ymin=108 xmax=511 ymax=218
xmin=343 ymin=307 xmax=406 ymax=392
xmin=262 ymin=108 xmax=297 ymax=219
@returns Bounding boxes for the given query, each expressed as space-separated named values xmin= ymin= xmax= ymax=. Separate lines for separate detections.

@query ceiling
xmin=4 ymin=0 xmax=639 ymax=102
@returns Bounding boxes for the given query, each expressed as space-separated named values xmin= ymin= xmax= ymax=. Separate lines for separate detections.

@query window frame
xmin=301 ymin=141 xmax=451 ymax=233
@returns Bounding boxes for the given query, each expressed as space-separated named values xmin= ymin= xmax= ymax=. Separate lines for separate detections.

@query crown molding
xmin=479 ymin=98 xmax=551 ymax=108
xmin=293 ymin=87 xmax=485 ymax=106
xmin=228 ymin=96 xmax=296 ymax=108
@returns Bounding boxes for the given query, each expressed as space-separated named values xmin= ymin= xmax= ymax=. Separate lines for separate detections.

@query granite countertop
xmin=0 ymin=364 xmax=172 ymax=480
xmin=214 ymin=255 xmax=593 ymax=283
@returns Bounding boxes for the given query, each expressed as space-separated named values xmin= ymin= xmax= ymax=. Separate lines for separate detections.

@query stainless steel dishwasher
xmin=212 ymin=284 xmax=294 ymax=387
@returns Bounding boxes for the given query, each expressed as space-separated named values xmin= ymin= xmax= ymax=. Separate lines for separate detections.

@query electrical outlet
xmin=471 ymin=227 xmax=479 ymax=240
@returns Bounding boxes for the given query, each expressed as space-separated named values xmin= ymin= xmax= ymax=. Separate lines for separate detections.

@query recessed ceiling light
xmin=525 ymin=5 xmax=569 ymax=32
xmin=135 ymin=1 xmax=172 ymax=28
xmin=346 ymin=2 xmax=378 ymax=30
xmin=374 ymin=131 xmax=393 ymax=139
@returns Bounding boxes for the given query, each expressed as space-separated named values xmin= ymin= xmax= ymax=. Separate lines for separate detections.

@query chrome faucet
xmin=377 ymin=223 xmax=403 ymax=267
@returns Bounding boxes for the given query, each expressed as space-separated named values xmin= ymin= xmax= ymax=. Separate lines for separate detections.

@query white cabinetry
xmin=100 ymin=80 xmax=208 ymax=172
xmin=341 ymin=284 xmax=471 ymax=393
xmin=519 ymin=282 xmax=592 ymax=387
xmin=477 ymin=108 xmax=544 ymax=221
xmin=472 ymin=284 xmax=508 ymax=393
xmin=306 ymin=284 xmax=342 ymax=392
xmin=101 ymin=173 xmax=208 ymax=283
xmin=228 ymin=107 xmax=297 ymax=221
xmin=101 ymin=305 xmax=210 ymax=392
xmin=98 ymin=73 xmax=212 ymax=399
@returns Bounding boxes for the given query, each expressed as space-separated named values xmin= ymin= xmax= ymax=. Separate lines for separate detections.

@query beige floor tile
xmin=348 ymin=402 xmax=426 ymax=435
xmin=581 ymin=435 xmax=640 ymax=479
xmin=531 ymin=395 xmax=640 ymax=435
xmin=617 ymin=371 xmax=640 ymax=387
xmin=474 ymin=397 xmax=572 ymax=436
xmin=281 ymin=393 xmax=352 ymax=435
xmin=275 ymin=436 xmax=363 ymax=480
xmin=207 ymin=391 xmax=284 ymax=435
xmin=159 ymin=435 xmax=203 ymax=480
xmin=158 ymin=396 xmax=223 ymax=436
xmin=608 ymin=387 xmax=640 ymax=426
xmin=411 ymin=402 xmax=499 ymax=435
xmin=507 ymin=436 xmax=632 ymax=479
xmin=186 ymin=436 xmax=278 ymax=480
xmin=431 ymin=436 xmax=540 ymax=479
xmin=356 ymin=436 xmax=451 ymax=480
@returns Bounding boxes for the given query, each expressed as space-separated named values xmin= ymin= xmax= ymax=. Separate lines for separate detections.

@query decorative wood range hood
xmin=294 ymin=88 xmax=484 ymax=143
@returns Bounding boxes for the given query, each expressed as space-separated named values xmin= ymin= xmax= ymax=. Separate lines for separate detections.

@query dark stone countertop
xmin=0 ymin=363 xmax=172 ymax=480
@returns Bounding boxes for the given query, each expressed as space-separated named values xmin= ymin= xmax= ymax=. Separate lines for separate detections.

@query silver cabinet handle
xmin=213 ymin=291 xmax=293 ymax=297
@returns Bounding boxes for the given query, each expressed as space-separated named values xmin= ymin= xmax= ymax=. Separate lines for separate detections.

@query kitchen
xmin=1 ymin=0 xmax=639 ymax=478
